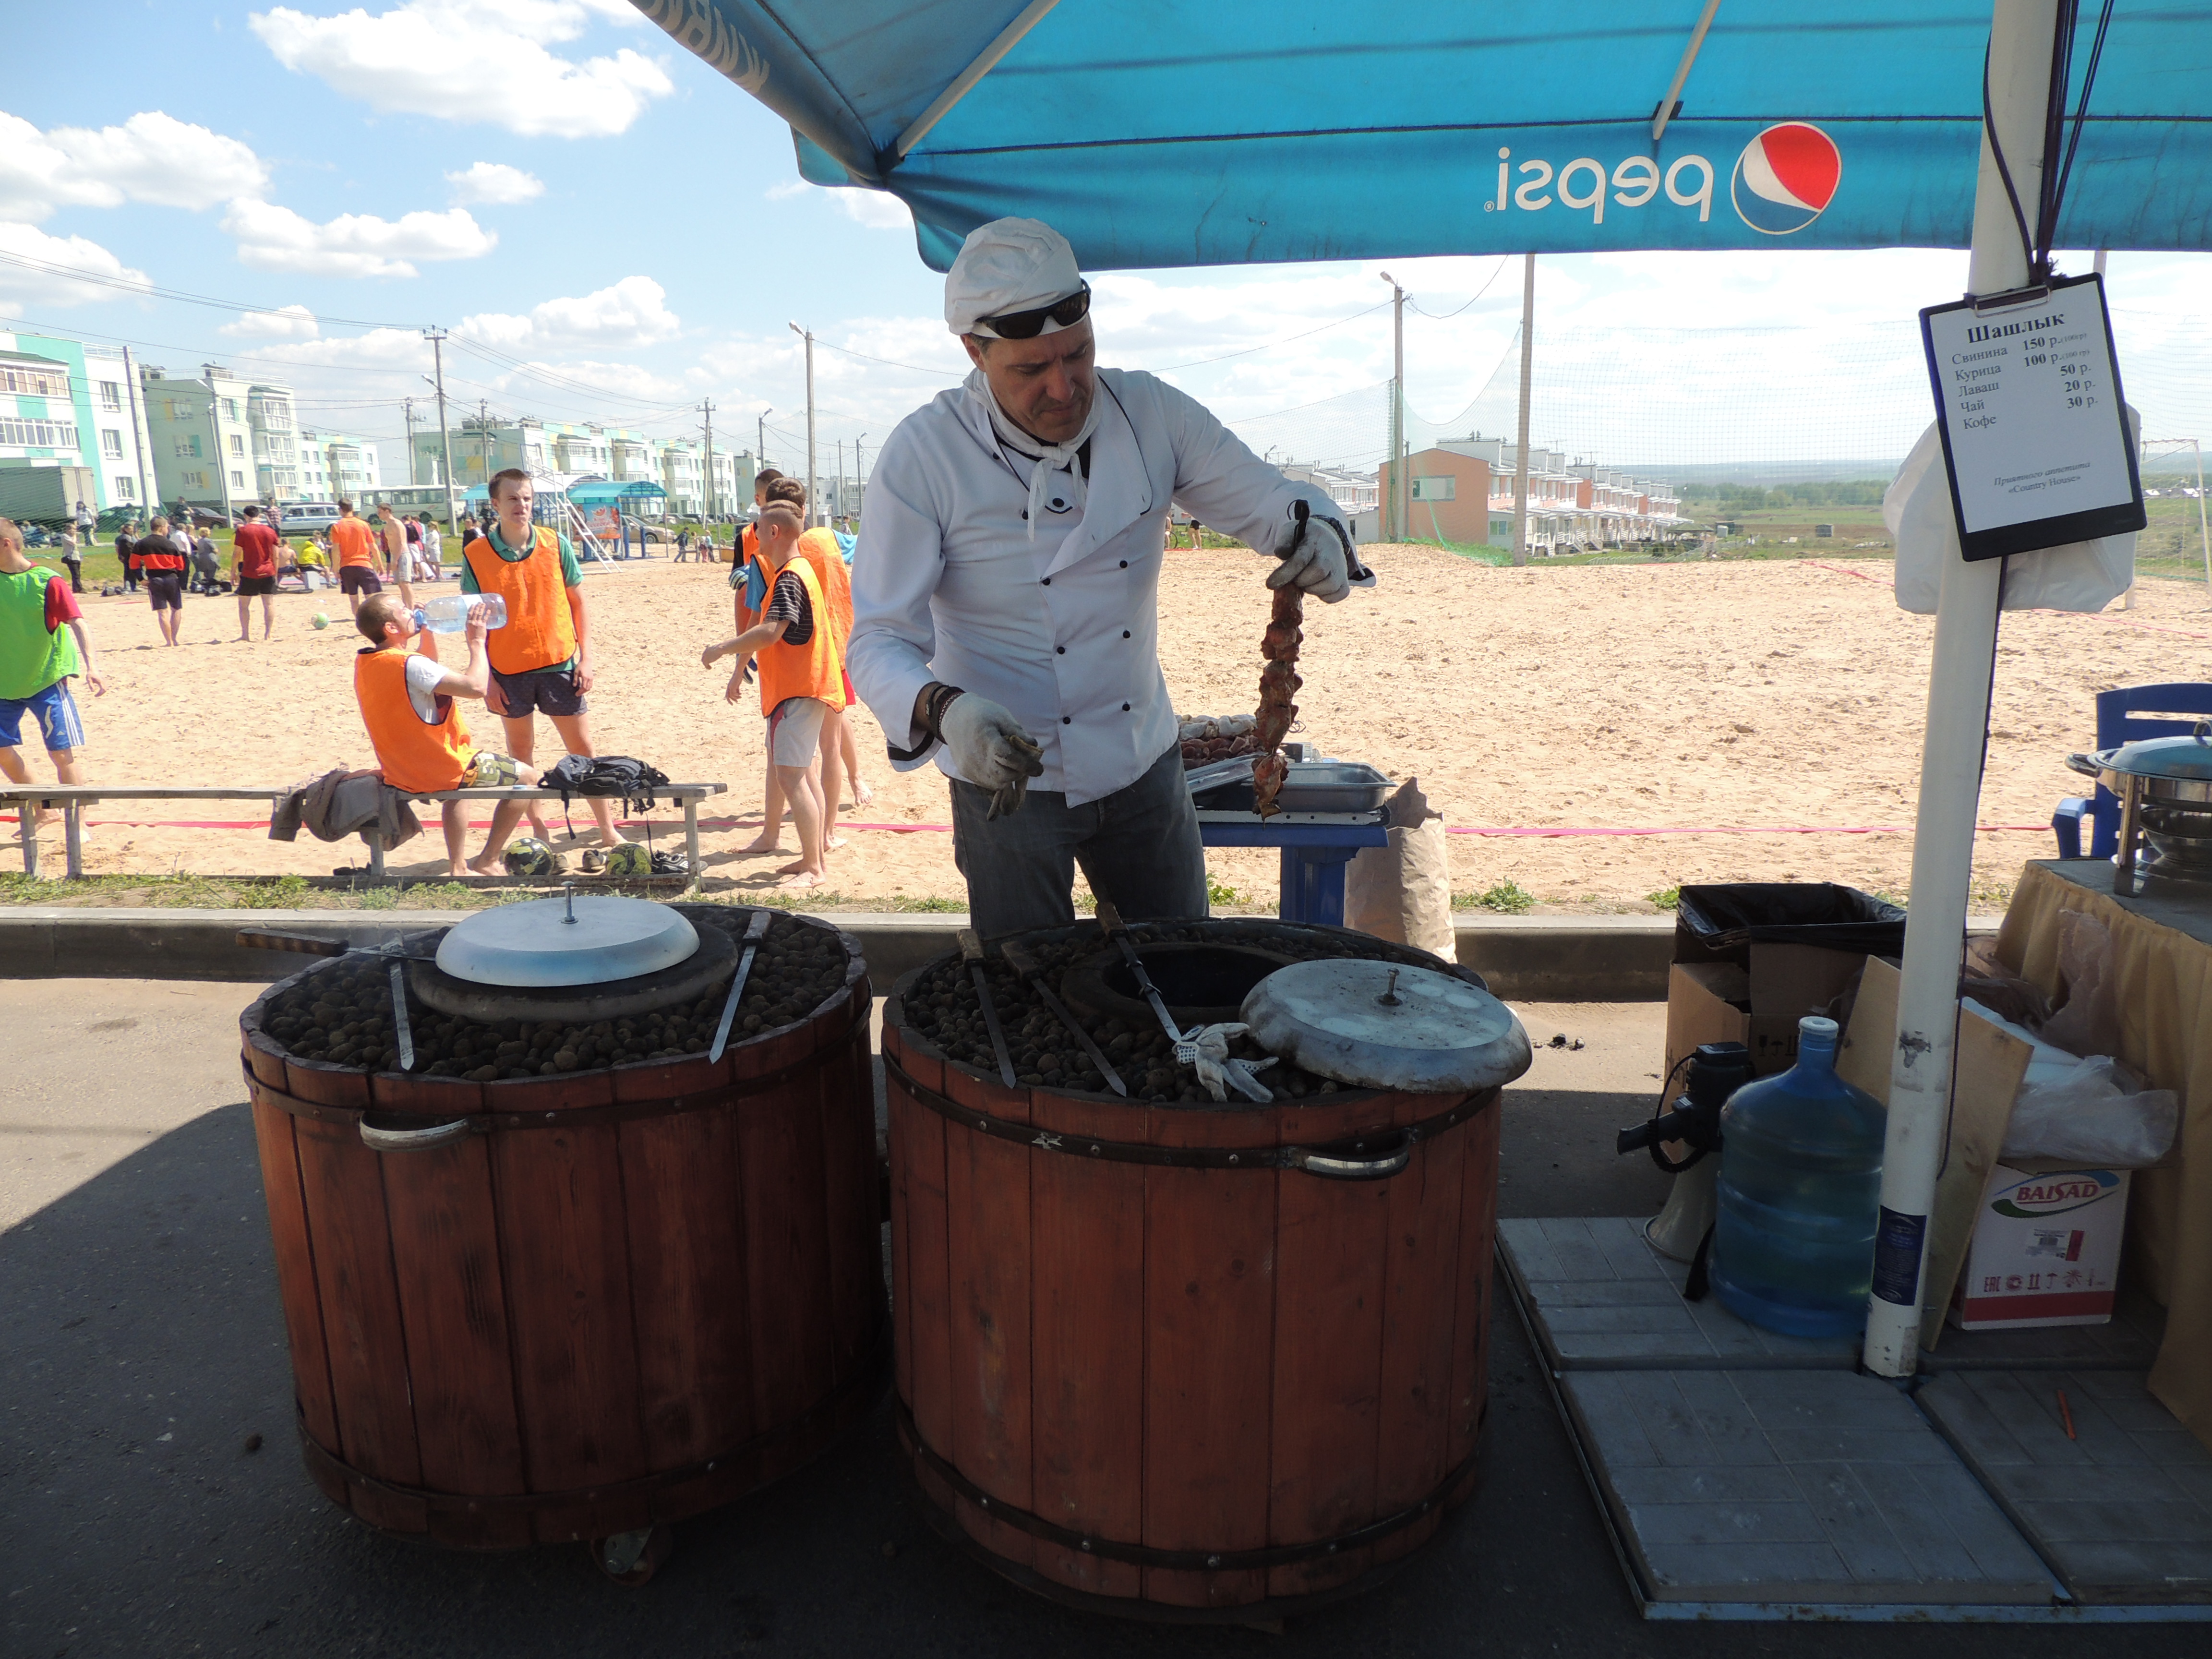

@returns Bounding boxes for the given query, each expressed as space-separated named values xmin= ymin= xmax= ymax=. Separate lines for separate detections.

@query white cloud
xmin=459 ymin=275 xmax=678 ymax=348
xmin=251 ymin=1 xmax=674 ymax=139
xmin=446 ymin=161 xmax=544 ymax=204
xmin=0 ymin=109 xmax=267 ymax=221
xmin=243 ymin=327 xmax=433 ymax=372
xmin=222 ymin=198 xmax=496 ymax=278
xmin=0 ymin=221 xmax=153 ymax=315
xmin=220 ymin=302 xmax=321 ymax=340
xmin=764 ymin=177 xmax=913 ymax=232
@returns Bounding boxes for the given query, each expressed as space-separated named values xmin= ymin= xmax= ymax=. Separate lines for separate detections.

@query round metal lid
xmin=1241 ymin=959 xmax=1533 ymax=1093
xmin=2099 ymin=723 xmax=2212 ymax=782
xmin=434 ymin=893 xmax=700 ymax=988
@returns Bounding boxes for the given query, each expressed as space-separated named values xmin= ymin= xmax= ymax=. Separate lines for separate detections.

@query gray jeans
xmin=950 ymin=743 xmax=1208 ymax=939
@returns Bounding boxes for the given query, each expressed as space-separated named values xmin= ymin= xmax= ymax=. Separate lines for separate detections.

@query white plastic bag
xmin=1961 ymin=998 xmax=2179 ymax=1166
xmin=1885 ymin=410 xmax=2139 ymax=615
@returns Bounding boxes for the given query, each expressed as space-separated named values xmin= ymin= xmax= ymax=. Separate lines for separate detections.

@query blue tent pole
xmin=1863 ymin=0 xmax=2060 ymax=1380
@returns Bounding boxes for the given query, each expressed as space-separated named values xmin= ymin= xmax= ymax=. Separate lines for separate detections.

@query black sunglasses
xmin=976 ymin=281 xmax=1092 ymax=340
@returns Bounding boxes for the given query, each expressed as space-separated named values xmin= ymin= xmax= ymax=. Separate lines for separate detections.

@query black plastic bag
xmin=1675 ymin=882 xmax=1907 ymax=963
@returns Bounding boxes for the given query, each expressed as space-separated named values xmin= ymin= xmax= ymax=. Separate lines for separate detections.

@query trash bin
xmin=1664 ymin=884 xmax=1908 ymax=1083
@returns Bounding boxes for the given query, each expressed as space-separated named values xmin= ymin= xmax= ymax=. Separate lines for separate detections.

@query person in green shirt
xmin=0 ymin=517 xmax=106 ymax=834
xmin=458 ymin=472 xmax=619 ymax=857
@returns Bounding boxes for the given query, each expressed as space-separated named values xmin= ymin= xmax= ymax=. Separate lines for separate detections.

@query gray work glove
xmin=1267 ymin=509 xmax=1355 ymax=603
xmin=941 ymin=692 xmax=1045 ymax=819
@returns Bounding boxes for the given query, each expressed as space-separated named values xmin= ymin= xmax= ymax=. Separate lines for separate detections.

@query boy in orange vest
xmin=461 ymin=468 xmax=621 ymax=860
xmin=351 ymin=592 xmax=539 ymax=876
xmin=700 ymin=504 xmax=846 ymax=890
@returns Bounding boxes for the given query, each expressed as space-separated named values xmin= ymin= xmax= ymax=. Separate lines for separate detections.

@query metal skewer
xmin=1003 ymin=941 xmax=1128 ymax=1096
xmin=708 ymin=908 xmax=774 ymax=1062
xmin=1094 ymin=899 xmax=1188 ymax=1047
xmin=959 ymin=928 xmax=1020 ymax=1088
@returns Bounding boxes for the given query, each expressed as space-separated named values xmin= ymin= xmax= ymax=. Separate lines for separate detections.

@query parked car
xmin=277 ymin=500 xmax=346 ymax=533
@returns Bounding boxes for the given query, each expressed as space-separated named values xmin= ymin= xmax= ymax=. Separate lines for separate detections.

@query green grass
xmin=1455 ymin=879 xmax=1535 ymax=915
xmin=1205 ymin=875 xmax=1242 ymax=906
xmin=1646 ymin=886 xmax=1681 ymax=911
xmin=881 ymin=894 xmax=964 ymax=913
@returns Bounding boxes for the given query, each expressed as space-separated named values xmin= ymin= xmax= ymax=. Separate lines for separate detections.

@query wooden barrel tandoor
xmin=882 ymin=964 xmax=1503 ymax=1619
xmin=238 ymin=914 xmax=885 ymax=1552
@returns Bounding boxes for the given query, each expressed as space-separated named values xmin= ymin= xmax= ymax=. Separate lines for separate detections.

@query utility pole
xmin=478 ymin=397 xmax=490 ymax=491
xmin=700 ymin=398 xmax=716 ymax=524
xmin=423 ymin=328 xmax=457 ymax=533
xmin=788 ymin=323 xmax=816 ymax=525
xmin=1379 ymin=272 xmax=1405 ymax=541
xmin=121 ymin=346 xmax=153 ymax=515
xmin=854 ymin=433 xmax=866 ymax=522
xmin=757 ymin=407 xmax=770 ymax=477
xmin=1511 ymin=253 xmax=1536 ymax=567
xmin=836 ymin=440 xmax=844 ymax=522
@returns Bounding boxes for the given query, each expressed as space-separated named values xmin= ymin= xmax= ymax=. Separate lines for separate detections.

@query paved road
xmin=2 ymin=986 xmax=2200 ymax=1656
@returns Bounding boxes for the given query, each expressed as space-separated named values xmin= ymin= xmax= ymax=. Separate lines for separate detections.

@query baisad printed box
xmin=1948 ymin=1161 xmax=2132 ymax=1330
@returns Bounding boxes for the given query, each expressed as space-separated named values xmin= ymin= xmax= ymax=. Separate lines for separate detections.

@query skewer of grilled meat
xmin=1251 ymin=583 xmax=1303 ymax=817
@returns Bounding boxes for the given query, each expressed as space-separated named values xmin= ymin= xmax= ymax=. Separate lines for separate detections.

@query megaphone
xmin=1617 ymin=1042 xmax=1753 ymax=1261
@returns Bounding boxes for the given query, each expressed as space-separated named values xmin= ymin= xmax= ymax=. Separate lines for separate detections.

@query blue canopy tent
xmin=634 ymin=0 xmax=2212 ymax=1427
xmin=632 ymin=0 xmax=2212 ymax=268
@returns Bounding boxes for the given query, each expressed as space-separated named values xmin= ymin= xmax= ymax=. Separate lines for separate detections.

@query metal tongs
xmin=708 ymin=908 xmax=775 ymax=1062
xmin=236 ymin=926 xmax=438 ymax=1071
xmin=1003 ymin=939 xmax=1128 ymax=1096
xmin=958 ymin=927 xmax=1020 ymax=1087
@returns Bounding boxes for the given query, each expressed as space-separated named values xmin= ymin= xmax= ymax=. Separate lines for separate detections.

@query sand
xmin=13 ymin=549 xmax=2209 ymax=910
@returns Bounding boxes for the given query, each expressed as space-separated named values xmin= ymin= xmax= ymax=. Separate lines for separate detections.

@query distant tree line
xmin=1679 ymin=480 xmax=1890 ymax=510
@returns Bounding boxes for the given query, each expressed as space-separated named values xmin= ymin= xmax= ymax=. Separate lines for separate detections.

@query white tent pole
xmin=1863 ymin=0 xmax=2058 ymax=1380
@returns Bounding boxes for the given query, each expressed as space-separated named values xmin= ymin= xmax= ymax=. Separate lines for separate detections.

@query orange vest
xmin=331 ymin=517 xmax=377 ymax=569
xmin=355 ymin=646 xmax=473 ymax=793
xmin=757 ymin=554 xmax=847 ymax=717
xmin=796 ymin=527 xmax=854 ymax=651
xmin=462 ymin=526 xmax=577 ymax=675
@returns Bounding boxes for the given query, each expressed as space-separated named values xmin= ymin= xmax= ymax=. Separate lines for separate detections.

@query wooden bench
xmin=1 ymin=781 xmax=729 ymax=886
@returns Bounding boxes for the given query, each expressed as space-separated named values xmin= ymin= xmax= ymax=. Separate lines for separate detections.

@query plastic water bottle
xmin=412 ymin=593 xmax=506 ymax=634
xmin=1710 ymin=1015 xmax=1886 ymax=1338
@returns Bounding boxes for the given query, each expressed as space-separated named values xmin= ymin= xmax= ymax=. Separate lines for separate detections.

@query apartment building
xmin=142 ymin=363 xmax=299 ymax=514
xmin=0 ymin=332 xmax=157 ymax=513
xmin=1383 ymin=439 xmax=1684 ymax=550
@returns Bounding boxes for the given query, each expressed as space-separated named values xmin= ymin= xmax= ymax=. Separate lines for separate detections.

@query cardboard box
xmin=1662 ymin=943 xmax=1869 ymax=1089
xmin=1948 ymin=1162 xmax=2131 ymax=1330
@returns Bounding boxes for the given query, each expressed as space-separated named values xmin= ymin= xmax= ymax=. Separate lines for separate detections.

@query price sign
xmin=1919 ymin=272 xmax=2144 ymax=562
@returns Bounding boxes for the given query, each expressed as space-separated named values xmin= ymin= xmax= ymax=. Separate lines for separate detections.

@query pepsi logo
xmin=1731 ymin=122 xmax=1842 ymax=235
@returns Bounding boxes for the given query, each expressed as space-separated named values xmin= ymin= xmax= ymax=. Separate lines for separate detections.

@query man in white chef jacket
xmin=848 ymin=218 xmax=1368 ymax=938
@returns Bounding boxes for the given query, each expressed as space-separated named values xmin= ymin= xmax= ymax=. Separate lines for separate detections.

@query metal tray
xmin=1192 ymin=760 xmax=1391 ymax=815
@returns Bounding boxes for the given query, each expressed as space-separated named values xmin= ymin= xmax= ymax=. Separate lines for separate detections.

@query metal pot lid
xmin=434 ymin=892 xmax=700 ymax=988
xmin=1240 ymin=959 xmax=1533 ymax=1094
xmin=2087 ymin=722 xmax=2212 ymax=783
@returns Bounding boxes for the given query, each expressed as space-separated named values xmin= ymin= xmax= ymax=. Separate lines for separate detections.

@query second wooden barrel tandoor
xmin=882 ymin=979 xmax=1504 ymax=1618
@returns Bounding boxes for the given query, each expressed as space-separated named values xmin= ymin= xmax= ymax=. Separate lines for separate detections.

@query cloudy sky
xmin=6 ymin=0 xmax=2209 ymax=484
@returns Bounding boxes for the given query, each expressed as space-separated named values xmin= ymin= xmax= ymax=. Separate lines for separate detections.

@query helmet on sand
xmin=502 ymin=837 xmax=563 ymax=877
xmin=602 ymin=842 xmax=652 ymax=878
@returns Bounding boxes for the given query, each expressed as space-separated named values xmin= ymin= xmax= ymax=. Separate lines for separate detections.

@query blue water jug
xmin=1710 ymin=1015 xmax=1885 ymax=1338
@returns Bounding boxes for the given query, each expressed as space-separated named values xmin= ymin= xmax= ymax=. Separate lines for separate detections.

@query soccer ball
xmin=311 ymin=611 xmax=330 ymax=630
xmin=502 ymin=837 xmax=562 ymax=877
xmin=602 ymin=842 xmax=652 ymax=878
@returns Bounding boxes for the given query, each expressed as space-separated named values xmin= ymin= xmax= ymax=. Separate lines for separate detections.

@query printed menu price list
xmin=1919 ymin=271 xmax=2144 ymax=562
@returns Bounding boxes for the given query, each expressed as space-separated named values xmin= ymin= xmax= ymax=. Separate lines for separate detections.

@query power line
xmin=0 ymin=248 xmax=421 ymax=330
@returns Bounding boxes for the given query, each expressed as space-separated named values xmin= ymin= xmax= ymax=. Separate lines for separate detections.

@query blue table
xmin=1196 ymin=809 xmax=1389 ymax=926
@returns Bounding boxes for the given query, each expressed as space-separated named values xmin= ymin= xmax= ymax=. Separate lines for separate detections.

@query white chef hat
xmin=943 ymin=217 xmax=1084 ymax=337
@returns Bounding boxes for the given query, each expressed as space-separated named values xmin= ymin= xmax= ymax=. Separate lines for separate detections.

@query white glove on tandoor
xmin=940 ymin=692 xmax=1045 ymax=816
xmin=1172 ymin=1022 xmax=1279 ymax=1103
xmin=1268 ymin=511 xmax=1354 ymax=603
